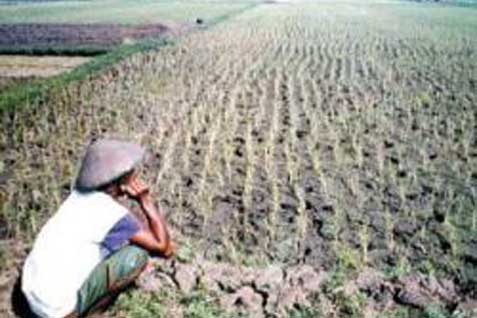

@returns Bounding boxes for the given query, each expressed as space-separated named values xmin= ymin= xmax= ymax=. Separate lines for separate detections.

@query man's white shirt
xmin=22 ymin=190 xmax=139 ymax=318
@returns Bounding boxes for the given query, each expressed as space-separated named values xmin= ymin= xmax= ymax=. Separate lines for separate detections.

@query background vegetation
xmin=0 ymin=0 xmax=259 ymax=25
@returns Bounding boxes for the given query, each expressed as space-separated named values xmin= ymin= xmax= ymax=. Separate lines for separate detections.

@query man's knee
xmin=114 ymin=245 xmax=149 ymax=275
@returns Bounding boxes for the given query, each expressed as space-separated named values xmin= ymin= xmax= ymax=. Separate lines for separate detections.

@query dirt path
xmin=0 ymin=55 xmax=90 ymax=78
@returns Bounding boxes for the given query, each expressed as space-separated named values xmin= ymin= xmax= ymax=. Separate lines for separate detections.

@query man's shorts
xmin=74 ymin=245 xmax=148 ymax=316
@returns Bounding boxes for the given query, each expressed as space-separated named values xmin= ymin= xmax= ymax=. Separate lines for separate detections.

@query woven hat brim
xmin=75 ymin=140 xmax=145 ymax=191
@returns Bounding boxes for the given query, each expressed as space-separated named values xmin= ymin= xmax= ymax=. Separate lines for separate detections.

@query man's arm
xmin=123 ymin=173 xmax=175 ymax=257
xmin=130 ymin=229 xmax=173 ymax=257
xmin=130 ymin=195 xmax=174 ymax=257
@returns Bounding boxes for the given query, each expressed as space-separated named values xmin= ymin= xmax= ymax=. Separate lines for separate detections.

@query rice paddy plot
xmin=1 ymin=0 xmax=476 ymax=316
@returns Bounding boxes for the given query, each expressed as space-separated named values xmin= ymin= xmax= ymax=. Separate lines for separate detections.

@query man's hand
xmin=123 ymin=172 xmax=174 ymax=258
xmin=121 ymin=173 xmax=149 ymax=200
xmin=163 ymin=241 xmax=177 ymax=258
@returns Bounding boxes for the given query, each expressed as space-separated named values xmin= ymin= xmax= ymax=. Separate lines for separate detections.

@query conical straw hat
xmin=75 ymin=139 xmax=144 ymax=191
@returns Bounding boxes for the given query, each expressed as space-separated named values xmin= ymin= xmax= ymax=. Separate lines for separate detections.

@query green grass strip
xmin=0 ymin=44 xmax=112 ymax=56
xmin=207 ymin=2 xmax=259 ymax=26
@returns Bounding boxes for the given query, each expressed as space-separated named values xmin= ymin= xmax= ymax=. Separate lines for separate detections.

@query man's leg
xmin=66 ymin=245 xmax=148 ymax=318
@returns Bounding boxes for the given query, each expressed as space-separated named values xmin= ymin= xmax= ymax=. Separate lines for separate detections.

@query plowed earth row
xmin=0 ymin=23 xmax=170 ymax=47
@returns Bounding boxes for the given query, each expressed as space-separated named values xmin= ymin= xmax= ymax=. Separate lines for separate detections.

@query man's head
xmin=99 ymin=170 xmax=135 ymax=198
xmin=75 ymin=139 xmax=145 ymax=193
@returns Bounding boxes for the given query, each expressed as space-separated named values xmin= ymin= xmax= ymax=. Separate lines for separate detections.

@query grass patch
xmin=207 ymin=2 xmax=259 ymax=26
xmin=0 ymin=0 xmax=261 ymax=25
xmin=181 ymin=291 xmax=224 ymax=318
xmin=0 ymin=44 xmax=113 ymax=57
xmin=112 ymin=288 xmax=224 ymax=318
xmin=113 ymin=289 xmax=167 ymax=318
xmin=286 ymin=304 xmax=321 ymax=318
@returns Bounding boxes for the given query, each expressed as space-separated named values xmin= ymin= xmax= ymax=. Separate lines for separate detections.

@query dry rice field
xmin=1 ymin=1 xmax=477 ymax=317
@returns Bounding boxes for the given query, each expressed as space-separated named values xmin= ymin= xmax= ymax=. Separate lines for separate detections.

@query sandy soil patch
xmin=0 ymin=55 xmax=90 ymax=78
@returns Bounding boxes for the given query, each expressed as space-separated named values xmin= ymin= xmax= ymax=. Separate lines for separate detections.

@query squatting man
xmin=22 ymin=139 xmax=176 ymax=317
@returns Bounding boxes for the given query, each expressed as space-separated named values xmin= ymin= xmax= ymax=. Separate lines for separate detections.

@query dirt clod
xmin=393 ymin=219 xmax=417 ymax=238
xmin=220 ymin=286 xmax=264 ymax=317
xmin=285 ymin=265 xmax=324 ymax=293
xmin=200 ymin=262 xmax=243 ymax=293
xmin=395 ymin=274 xmax=458 ymax=309
xmin=174 ymin=263 xmax=198 ymax=293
